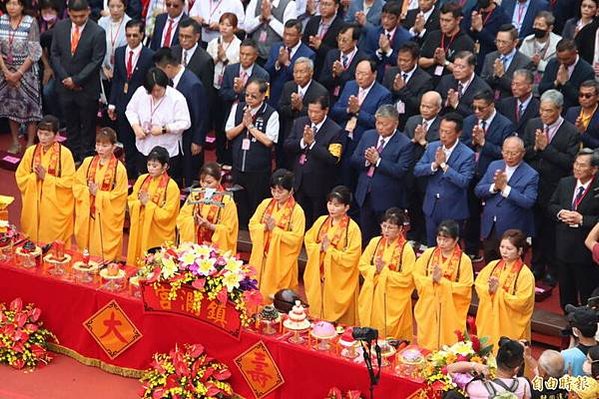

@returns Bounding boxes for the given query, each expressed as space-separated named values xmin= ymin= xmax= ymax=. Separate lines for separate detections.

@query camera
xmin=352 ymin=327 xmax=378 ymax=342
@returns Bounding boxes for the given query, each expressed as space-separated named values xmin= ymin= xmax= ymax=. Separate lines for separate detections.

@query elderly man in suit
xmin=351 ymin=104 xmax=413 ymax=243
xmin=403 ymin=0 xmax=440 ymax=46
xmin=524 ymin=89 xmax=580 ymax=285
xmin=284 ymin=96 xmax=343 ymax=226
xmin=344 ymin=0 xmax=384 ymax=30
xmin=539 ymin=39 xmax=595 ymax=111
xmin=149 ymin=0 xmax=186 ymax=50
xmin=497 ymin=69 xmax=540 ymax=137
xmin=414 ymin=112 xmax=476 ymax=246
xmin=278 ymin=57 xmax=328 ymax=168
xmin=107 ymin=20 xmax=154 ymax=178
xmin=318 ymin=24 xmax=368 ymax=104
xmin=51 ymin=0 xmax=106 ymax=164
xmin=502 ymin=0 xmax=550 ymax=39
xmin=565 ymin=80 xmax=599 ymax=149
xmin=481 ymin=24 xmax=534 ymax=100
xmin=436 ymin=51 xmax=492 ymax=117
xmin=382 ymin=41 xmax=434 ymax=130
xmin=302 ymin=0 xmax=344 ymax=75
xmin=475 ymin=136 xmax=539 ymax=263
xmin=549 ymin=148 xmax=599 ymax=309
xmin=265 ymin=19 xmax=316 ymax=107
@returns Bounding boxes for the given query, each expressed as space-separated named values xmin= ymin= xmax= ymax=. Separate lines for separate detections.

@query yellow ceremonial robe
xmin=249 ymin=198 xmax=305 ymax=303
xmin=475 ymin=260 xmax=535 ymax=350
xmin=15 ymin=144 xmax=75 ymax=244
xmin=177 ymin=193 xmax=239 ymax=254
xmin=73 ymin=157 xmax=128 ymax=261
xmin=303 ymin=216 xmax=362 ymax=324
xmin=358 ymin=236 xmax=416 ymax=340
xmin=126 ymin=174 xmax=180 ymax=266
xmin=413 ymin=247 xmax=473 ymax=351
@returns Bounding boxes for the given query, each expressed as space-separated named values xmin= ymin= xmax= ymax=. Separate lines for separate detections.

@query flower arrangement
xmin=326 ymin=387 xmax=362 ymax=399
xmin=136 ymin=243 xmax=262 ymax=327
xmin=0 ymin=298 xmax=57 ymax=370
xmin=139 ymin=343 xmax=233 ymax=399
xmin=421 ymin=330 xmax=495 ymax=397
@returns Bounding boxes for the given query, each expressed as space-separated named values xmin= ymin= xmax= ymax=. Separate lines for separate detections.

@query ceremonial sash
xmin=194 ymin=185 xmax=225 ymax=245
xmin=86 ymin=155 xmax=118 ymax=217
xmin=372 ymin=235 xmax=406 ymax=272
xmin=32 ymin=142 xmax=61 ymax=177
xmin=489 ymin=258 xmax=524 ymax=294
xmin=261 ymin=196 xmax=296 ymax=253
xmin=140 ymin=172 xmax=170 ymax=206
xmin=426 ymin=245 xmax=463 ymax=281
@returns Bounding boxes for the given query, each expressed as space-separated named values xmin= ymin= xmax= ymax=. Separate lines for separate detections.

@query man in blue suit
xmin=461 ymin=89 xmax=515 ymax=260
xmin=331 ymin=59 xmax=393 ymax=189
xmin=475 ymin=136 xmax=539 ymax=262
xmin=565 ymin=80 xmax=599 ymax=149
xmin=265 ymin=19 xmax=315 ymax=107
xmin=154 ymin=47 xmax=206 ymax=187
xmin=351 ymin=104 xmax=413 ymax=243
xmin=361 ymin=1 xmax=412 ymax=79
xmin=108 ymin=20 xmax=154 ymax=178
xmin=149 ymin=0 xmax=186 ymax=50
xmin=502 ymin=0 xmax=550 ymax=39
xmin=414 ymin=112 xmax=476 ymax=246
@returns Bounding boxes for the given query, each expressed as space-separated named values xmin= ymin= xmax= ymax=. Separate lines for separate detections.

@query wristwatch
xmin=248 ymin=123 xmax=255 ymax=130
xmin=444 ymin=60 xmax=450 ymax=67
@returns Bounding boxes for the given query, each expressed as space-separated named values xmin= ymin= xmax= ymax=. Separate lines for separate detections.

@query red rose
xmin=441 ymin=366 xmax=448 ymax=375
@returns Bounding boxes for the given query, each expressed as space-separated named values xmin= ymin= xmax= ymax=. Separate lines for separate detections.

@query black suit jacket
xmin=283 ymin=116 xmax=343 ymax=197
xmin=480 ymin=51 xmax=534 ymax=99
xmin=172 ymin=44 xmax=214 ymax=102
xmin=50 ymin=18 xmax=106 ymax=100
xmin=402 ymin=6 xmax=440 ymax=45
xmin=548 ymin=176 xmax=599 ymax=263
xmin=497 ymin=96 xmax=540 ymax=137
xmin=149 ymin=13 xmax=186 ymax=50
xmin=403 ymin=114 xmax=441 ymax=167
xmin=538 ymin=57 xmax=595 ymax=110
xmin=109 ymin=46 xmax=155 ymax=113
xmin=436 ymin=74 xmax=492 ymax=117
xmin=302 ymin=14 xmax=344 ymax=75
xmin=576 ymin=18 xmax=599 ymax=65
xmin=318 ymin=48 xmax=368 ymax=103
xmin=278 ymin=80 xmax=329 ymax=139
xmin=524 ymin=117 xmax=580 ymax=204
xmin=382 ymin=66 xmax=434 ymax=128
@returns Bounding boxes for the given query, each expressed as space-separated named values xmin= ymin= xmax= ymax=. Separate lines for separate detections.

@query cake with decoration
xmin=283 ymin=300 xmax=311 ymax=330
xmin=399 ymin=348 xmax=424 ymax=364
xmin=311 ymin=321 xmax=336 ymax=339
xmin=260 ymin=305 xmax=280 ymax=322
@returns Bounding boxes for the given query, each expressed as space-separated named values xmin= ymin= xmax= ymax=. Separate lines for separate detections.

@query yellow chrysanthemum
xmin=222 ymin=272 xmax=241 ymax=292
xmin=161 ymin=257 xmax=178 ymax=279
xmin=224 ymin=258 xmax=242 ymax=274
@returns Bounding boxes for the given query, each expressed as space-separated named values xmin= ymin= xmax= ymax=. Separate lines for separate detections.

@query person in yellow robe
xmin=304 ymin=185 xmax=362 ymax=324
xmin=414 ymin=220 xmax=473 ymax=351
xmin=15 ymin=115 xmax=75 ymax=244
xmin=358 ymin=208 xmax=416 ymax=340
xmin=249 ymin=169 xmax=305 ymax=303
xmin=126 ymin=146 xmax=180 ymax=266
xmin=73 ymin=128 xmax=128 ymax=261
xmin=177 ymin=162 xmax=238 ymax=254
xmin=475 ymin=229 xmax=535 ymax=350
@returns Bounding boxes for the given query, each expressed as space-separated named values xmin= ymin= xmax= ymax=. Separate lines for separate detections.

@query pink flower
xmin=244 ymin=290 xmax=263 ymax=307
xmin=441 ymin=366 xmax=448 ymax=375
xmin=25 ymin=323 xmax=38 ymax=332
xmin=214 ymin=368 xmax=231 ymax=381
xmin=15 ymin=313 xmax=27 ymax=328
xmin=204 ymin=383 xmax=221 ymax=397
xmin=187 ymin=344 xmax=204 ymax=358
xmin=10 ymin=298 xmax=22 ymax=312
xmin=191 ymin=279 xmax=205 ymax=291
xmin=327 ymin=388 xmax=343 ymax=399
xmin=29 ymin=307 xmax=41 ymax=322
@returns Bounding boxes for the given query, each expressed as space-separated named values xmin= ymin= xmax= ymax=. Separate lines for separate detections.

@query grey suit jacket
xmin=481 ymin=50 xmax=534 ymax=99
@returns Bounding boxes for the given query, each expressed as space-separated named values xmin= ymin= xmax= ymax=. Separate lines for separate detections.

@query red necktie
xmin=126 ymin=50 xmax=134 ymax=80
xmin=163 ymin=18 xmax=174 ymax=47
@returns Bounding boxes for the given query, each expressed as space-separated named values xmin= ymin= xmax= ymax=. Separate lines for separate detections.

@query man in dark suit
xmin=481 ymin=24 xmax=534 ymax=100
xmin=351 ymin=104 xmax=413 ymax=243
xmin=565 ymin=80 xmax=599 ymax=149
xmin=475 ymin=136 xmax=538 ymax=263
xmin=404 ymin=91 xmax=442 ymax=246
xmin=219 ymin=38 xmax=269 ymax=165
xmin=524 ymin=89 xmax=580 ymax=285
xmin=265 ymin=19 xmax=316 ymax=108
xmin=277 ymin=57 xmax=328 ymax=169
xmin=461 ymin=89 xmax=515 ymax=260
xmin=539 ymin=39 xmax=595 ymax=111
xmin=361 ymin=1 xmax=412 ymax=79
xmin=318 ymin=24 xmax=368 ymax=105
xmin=382 ymin=41 xmax=434 ymax=130
xmin=153 ymin=47 xmax=206 ymax=187
xmin=107 ymin=19 xmax=154 ymax=178
xmin=435 ymin=51 xmax=492 ymax=117
xmin=497 ymin=69 xmax=540 ymax=137
xmin=148 ymin=0 xmax=186 ymax=50
xmin=51 ymin=0 xmax=106 ymax=163
xmin=302 ymin=0 xmax=344 ymax=76
xmin=414 ymin=112 xmax=476 ymax=246
xmin=548 ymin=148 xmax=599 ymax=310
xmin=284 ymin=96 xmax=343 ymax=226
xmin=502 ymin=0 xmax=550 ymax=39
xmin=403 ymin=0 xmax=440 ymax=46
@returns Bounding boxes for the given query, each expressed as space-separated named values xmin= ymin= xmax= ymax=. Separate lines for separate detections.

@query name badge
xmin=123 ymin=82 xmax=129 ymax=94
xmin=299 ymin=153 xmax=307 ymax=165
xmin=396 ymin=100 xmax=405 ymax=114
xmin=259 ymin=30 xmax=268 ymax=43
xmin=242 ymin=138 xmax=251 ymax=151
xmin=434 ymin=65 xmax=444 ymax=76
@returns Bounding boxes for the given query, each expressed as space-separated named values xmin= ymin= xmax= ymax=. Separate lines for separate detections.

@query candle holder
xmin=15 ymin=241 xmax=41 ymax=269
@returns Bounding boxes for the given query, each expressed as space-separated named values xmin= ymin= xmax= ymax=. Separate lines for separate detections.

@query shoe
xmin=543 ymin=273 xmax=557 ymax=287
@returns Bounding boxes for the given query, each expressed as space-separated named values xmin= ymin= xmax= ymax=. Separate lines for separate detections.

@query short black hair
xmin=68 ymin=0 xmax=89 ymax=11
xmin=308 ymin=95 xmax=330 ymax=109
xmin=398 ymin=41 xmax=420 ymax=59
xmin=40 ymin=0 xmax=60 ymax=11
xmin=284 ymin=19 xmax=303 ymax=34
xmin=454 ymin=51 xmax=476 ymax=67
xmin=179 ymin=18 xmax=201 ymax=35
xmin=199 ymin=162 xmax=222 ymax=182
xmin=440 ymin=1 xmax=462 ymax=18
xmin=437 ymin=219 xmax=460 ymax=239
xmin=496 ymin=339 xmax=524 ymax=370
xmin=473 ymin=89 xmax=494 ymax=104
xmin=143 ymin=67 xmax=170 ymax=93
xmin=441 ymin=112 xmax=464 ymax=133
xmin=247 ymin=77 xmax=268 ymax=94
xmin=381 ymin=207 xmax=407 ymax=226
xmin=556 ymin=38 xmax=577 ymax=53
xmin=125 ymin=19 xmax=145 ymax=34
xmin=240 ymin=38 xmax=258 ymax=50
xmin=153 ymin=47 xmax=179 ymax=67
xmin=498 ymin=23 xmax=518 ymax=41
xmin=270 ymin=169 xmax=294 ymax=191
xmin=327 ymin=185 xmax=352 ymax=205
xmin=339 ymin=23 xmax=361 ymax=41
xmin=147 ymin=146 xmax=170 ymax=165
xmin=38 ymin=115 xmax=60 ymax=133
xmin=580 ymin=79 xmax=599 ymax=95
xmin=382 ymin=1 xmax=402 ymax=16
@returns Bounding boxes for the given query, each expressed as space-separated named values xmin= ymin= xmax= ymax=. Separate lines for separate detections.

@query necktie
xmin=71 ymin=25 xmax=80 ymax=55
xmin=480 ymin=120 xmax=487 ymax=132
xmin=358 ymin=88 xmax=366 ymax=104
xmin=367 ymin=138 xmax=386 ymax=177
xmin=402 ymin=73 xmax=408 ymax=82
xmin=312 ymin=123 xmax=318 ymax=135
xmin=240 ymin=70 xmax=248 ymax=85
xmin=544 ymin=125 xmax=550 ymax=141
xmin=126 ymin=50 xmax=134 ymax=80
xmin=182 ymin=50 xmax=188 ymax=67
xmin=457 ymin=82 xmax=464 ymax=99
xmin=517 ymin=102 xmax=524 ymax=122
xmin=386 ymin=31 xmax=392 ymax=41
xmin=573 ymin=186 xmax=585 ymax=210
xmin=286 ymin=47 xmax=292 ymax=57
xmin=342 ymin=54 xmax=348 ymax=68
xmin=422 ymin=120 xmax=428 ymax=132
xmin=500 ymin=55 xmax=508 ymax=68
xmin=318 ymin=22 xmax=329 ymax=39
xmin=163 ymin=18 xmax=174 ymax=48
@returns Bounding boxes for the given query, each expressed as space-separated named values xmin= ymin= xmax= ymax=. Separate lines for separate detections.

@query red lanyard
xmin=7 ymin=16 xmax=23 ymax=62
xmin=149 ymin=96 xmax=166 ymax=125
xmin=440 ymin=32 xmax=457 ymax=52
xmin=573 ymin=177 xmax=595 ymax=210
xmin=481 ymin=8 xmax=494 ymax=26
xmin=516 ymin=2 xmax=527 ymax=26
xmin=109 ymin=18 xmax=124 ymax=54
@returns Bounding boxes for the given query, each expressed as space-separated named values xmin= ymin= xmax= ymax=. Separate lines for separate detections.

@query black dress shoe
xmin=543 ymin=273 xmax=557 ymax=287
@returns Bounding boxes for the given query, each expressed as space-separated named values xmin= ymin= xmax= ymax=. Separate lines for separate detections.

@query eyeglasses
xmin=473 ymin=104 xmax=490 ymax=111
xmin=579 ymin=93 xmax=596 ymax=99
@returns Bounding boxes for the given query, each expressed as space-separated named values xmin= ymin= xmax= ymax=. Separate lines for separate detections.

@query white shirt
xmin=125 ymin=86 xmax=192 ymax=157
xmin=489 ymin=162 xmax=521 ymax=198
xmin=300 ymin=116 xmax=327 ymax=149
xmin=244 ymin=0 xmax=298 ymax=37
xmin=206 ymin=35 xmax=242 ymax=88
xmin=225 ymin=102 xmax=280 ymax=143
xmin=479 ymin=110 xmax=497 ymax=131
xmin=400 ymin=64 xmax=417 ymax=84
xmin=189 ymin=0 xmax=246 ymax=43
xmin=517 ymin=94 xmax=533 ymax=114
xmin=458 ymin=72 xmax=476 ymax=96
xmin=431 ymin=139 xmax=459 ymax=172
xmin=297 ymin=80 xmax=312 ymax=98
xmin=181 ymin=42 xmax=199 ymax=67
xmin=567 ymin=55 xmax=580 ymax=79
xmin=161 ymin=13 xmax=184 ymax=47
xmin=409 ymin=5 xmax=435 ymax=38
xmin=511 ymin=0 xmax=530 ymax=33
xmin=572 ymin=179 xmax=592 ymax=208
